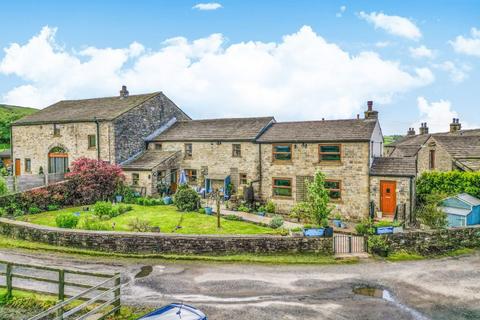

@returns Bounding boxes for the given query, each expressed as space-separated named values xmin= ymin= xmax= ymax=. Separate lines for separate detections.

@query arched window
xmin=48 ymin=147 xmax=68 ymax=174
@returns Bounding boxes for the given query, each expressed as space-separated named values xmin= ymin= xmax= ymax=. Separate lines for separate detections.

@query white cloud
xmin=433 ymin=61 xmax=470 ymax=83
xmin=192 ymin=2 xmax=222 ymax=11
xmin=358 ymin=11 xmax=422 ymax=41
xmin=450 ymin=27 xmax=480 ymax=57
xmin=375 ymin=41 xmax=391 ymax=48
xmin=409 ymin=45 xmax=435 ymax=59
xmin=414 ymin=97 xmax=475 ymax=133
xmin=336 ymin=5 xmax=347 ymax=18
xmin=0 ymin=26 xmax=434 ymax=121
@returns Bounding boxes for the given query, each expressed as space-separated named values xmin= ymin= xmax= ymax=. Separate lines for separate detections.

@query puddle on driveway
xmin=135 ymin=265 xmax=153 ymax=279
xmin=353 ymin=286 xmax=429 ymax=320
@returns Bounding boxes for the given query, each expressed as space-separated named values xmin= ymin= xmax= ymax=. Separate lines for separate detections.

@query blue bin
xmin=205 ymin=207 xmax=213 ymax=215
xmin=376 ymin=226 xmax=394 ymax=235
xmin=163 ymin=196 xmax=173 ymax=205
xmin=303 ymin=228 xmax=325 ymax=237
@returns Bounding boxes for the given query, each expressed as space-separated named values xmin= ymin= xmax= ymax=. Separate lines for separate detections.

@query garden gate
xmin=333 ymin=234 xmax=366 ymax=254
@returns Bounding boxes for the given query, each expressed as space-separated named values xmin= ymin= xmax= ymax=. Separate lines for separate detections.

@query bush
xmin=47 ymin=204 xmax=59 ymax=211
xmin=28 ymin=207 xmax=42 ymax=215
xmin=0 ymin=207 xmax=6 ymax=216
xmin=198 ymin=208 xmax=206 ymax=214
xmin=269 ymin=215 xmax=284 ymax=229
xmin=416 ymin=171 xmax=480 ymax=203
xmin=136 ymin=197 xmax=164 ymax=206
xmin=368 ymin=235 xmax=391 ymax=257
xmin=237 ymin=204 xmax=250 ymax=212
xmin=128 ymin=217 xmax=153 ymax=232
xmin=117 ymin=204 xmax=133 ymax=214
xmin=355 ymin=218 xmax=375 ymax=235
xmin=93 ymin=201 xmax=113 ymax=217
xmin=265 ymin=200 xmax=276 ymax=214
xmin=55 ymin=213 xmax=79 ymax=229
xmin=0 ymin=176 xmax=8 ymax=196
xmin=174 ymin=185 xmax=200 ymax=212
xmin=416 ymin=193 xmax=448 ymax=229
xmin=224 ymin=214 xmax=243 ymax=221
xmin=80 ymin=216 xmax=110 ymax=231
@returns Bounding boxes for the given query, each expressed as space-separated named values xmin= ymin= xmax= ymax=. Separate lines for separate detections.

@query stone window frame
xmin=429 ymin=149 xmax=435 ymax=170
xmin=154 ymin=143 xmax=163 ymax=151
xmin=239 ymin=173 xmax=248 ymax=185
xmin=24 ymin=158 xmax=31 ymax=173
xmin=272 ymin=144 xmax=293 ymax=164
xmin=325 ymin=179 xmax=342 ymax=201
xmin=318 ymin=144 xmax=342 ymax=163
xmin=185 ymin=169 xmax=198 ymax=183
xmin=232 ymin=144 xmax=242 ymax=157
xmin=272 ymin=177 xmax=293 ymax=198
xmin=88 ymin=134 xmax=97 ymax=149
xmin=132 ymin=173 xmax=140 ymax=186
xmin=184 ymin=143 xmax=193 ymax=159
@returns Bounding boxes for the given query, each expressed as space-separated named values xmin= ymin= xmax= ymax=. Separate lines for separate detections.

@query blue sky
xmin=0 ymin=0 xmax=479 ymax=134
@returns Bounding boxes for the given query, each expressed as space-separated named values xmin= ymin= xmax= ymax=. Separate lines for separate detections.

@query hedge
xmin=416 ymin=171 xmax=480 ymax=203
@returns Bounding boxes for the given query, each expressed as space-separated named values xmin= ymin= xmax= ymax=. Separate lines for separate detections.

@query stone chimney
xmin=119 ymin=85 xmax=129 ymax=98
xmin=450 ymin=118 xmax=461 ymax=133
xmin=419 ymin=122 xmax=429 ymax=135
xmin=364 ymin=100 xmax=378 ymax=120
xmin=407 ymin=127 xmax=416 ymax=136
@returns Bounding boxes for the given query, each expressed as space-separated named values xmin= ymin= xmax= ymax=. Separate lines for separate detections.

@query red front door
xmin=14 ymin=159 xmax=21 ymax=176
xmin=380 ymin=180 xmax=396 ymax=216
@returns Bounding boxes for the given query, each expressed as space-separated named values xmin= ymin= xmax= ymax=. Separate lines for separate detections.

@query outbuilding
xmin=440 ymin=193 xmax=480 ymax=227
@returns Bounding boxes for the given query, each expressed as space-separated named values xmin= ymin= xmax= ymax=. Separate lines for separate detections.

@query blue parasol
xmin=178 ymin=170 xmax=188 ymax=185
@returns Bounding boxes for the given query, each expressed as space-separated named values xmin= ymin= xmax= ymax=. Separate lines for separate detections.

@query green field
xmin=0 ymin=104 xmax=37 ymax=146
xmin=383 ymin=135 xmax=403 ymax=145
xmin=20 ymin=204 xmax=280 ymax=235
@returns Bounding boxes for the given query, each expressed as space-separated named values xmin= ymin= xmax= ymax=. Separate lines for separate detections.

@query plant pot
xmin=303 ymin=228 xmax=325 ymax=237
xmin=204 ymin=207 xmax=213 ymax=215
xmin=340 ymin=222 xmax=347 ymax=229
xmin=393 ymin=226 xmax=403 ymax=233
xmin=375 ymin=226 xmax=394 ymax=235
xmin=376 ymin=211 xmax=383 ymax=219
xmin=115 ymin=195 xmax=123 ymax=203
xmin=163 ymin=196 xmax=173 ymax=205
xmin=257 ymin=211 xmax=266 ymax=216
xmin=323 ymin=226 xmax=334 ymax=237
xmin=333 ymin=219 xmax=342 ymax=228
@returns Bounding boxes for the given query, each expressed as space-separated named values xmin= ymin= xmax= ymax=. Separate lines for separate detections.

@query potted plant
xmin=257 ymin=205 xmax=266 ymax=216
xmin=332 ymin=212 xmax=342 ymax=228
xmin=303 ymin=224 xmax=325 ymax=237
xmin=374 ymin=220 xmax=395 ymax=235
xmin=289 ymin=227 xmax=304 ymax=237
xmin=323 ymin=218 xmax=334 ymax=237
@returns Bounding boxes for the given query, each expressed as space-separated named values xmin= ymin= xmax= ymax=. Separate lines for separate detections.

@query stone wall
xmin=417 ymin=136 xmax=453 ymax=174
xmin=369 ymin=175 xmax=414 ymax=222
xmin=113 ymin=93 xmax=190 ymax=163
xmin=382 ymin=226 xmax=480 ymax=255
xmin=0 ymin=218 xmax=333 ymax=255
xmin=259 ymin=142 xmax=371 ymax=220
xmin=12 ymin=121 xmax=113 ymax=175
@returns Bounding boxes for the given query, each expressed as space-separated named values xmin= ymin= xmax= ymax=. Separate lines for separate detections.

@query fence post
xmin=57 ymin=269 xmax=65 ymax=319
xmin=348 ymin=236 xmax=352 ymax=254
xmin=114 ymin=273 xmax=121 ymax=316
xmin=6 ymin=263 xmax=12 ymax=298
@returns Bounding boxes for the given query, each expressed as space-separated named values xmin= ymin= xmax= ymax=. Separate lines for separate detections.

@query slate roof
xmin=455 ymin=159 xmax=480 ymax=171
xmin=150 ymin=117 xmax=275 ymax=142
xmin=433 ymin=135 xmax=480 ymax=158
xmin=457 ymin=193 xmax=480 ymax=206
xmin=14 ymin=92 xmax=161 ymax=125
xmin=256 ymin=119 xmax=377 ymax=143
xmin=370 ymin=157 xmax=417 ymax=177
xmin=121 ymin=150 xmax=178 ymax=171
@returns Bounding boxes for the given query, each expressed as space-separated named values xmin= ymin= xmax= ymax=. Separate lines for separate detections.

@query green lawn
xmin=20 ymin=204 xmax=279 ymax=235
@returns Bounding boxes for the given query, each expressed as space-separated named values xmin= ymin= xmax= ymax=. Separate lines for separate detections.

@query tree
xmin=66 ymin=158 xmax=125 ymax=205
xmin=0 ymin=176 xmax=8 ymax=196
xmin=295 ymin=170 xmax=333 ymax=227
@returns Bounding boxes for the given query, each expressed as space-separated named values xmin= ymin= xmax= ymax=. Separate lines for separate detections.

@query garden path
xmin=215 ymin=206 xmax=303 ymax=229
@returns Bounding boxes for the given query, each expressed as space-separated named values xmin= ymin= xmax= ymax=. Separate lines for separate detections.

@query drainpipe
xmin=94 ymin=117 xmax=101 ymax=161
xmin=409 ymin=176 xmax=414 ymax=226
xmin=9 ymin=125 xmax=14 ymax=176
xmin=258 ymin=143 xmax=262 ymax=198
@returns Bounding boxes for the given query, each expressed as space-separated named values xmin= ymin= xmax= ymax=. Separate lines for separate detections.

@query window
xmin=272 ymin=144 xmax=292 ymax=162
xmin=24 ymin=158 xmax=31 ymax=173
xmin=325 ymin=180 xmax=341 ymax=200
xmin=429 ymin=150 xmax=435 ymax=170
xmin=132 ymin=173 xmax=140 ymax=186
xmin=154 ymin=143 xmax=162 ymax=151
xmin=272 ymin=178 xmax=292 ymax=197
xmin=232 ymin=144 xmax=241 ymax=157
xmin=157 ymin=170 xmax=166 ymax=182
xmin=184 ymin=143 xmax=193 ymax=159
xmin=53 ymin=124 xmax=60 ymax=136
xmin=88 ymin=135 xmax=96 ymax=149
xmin=48 ymin=147 xmax=68 ymax=174
xmin=319 ymin=144 xmax=341 ymax=162
xmin=185 ymin=169 xmax=197 ymax=183
xmin=239 ymin=173 xmax=248 ymax=185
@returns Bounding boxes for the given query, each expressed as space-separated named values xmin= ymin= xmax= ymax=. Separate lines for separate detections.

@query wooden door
xmin=14 ymin=159 xmax=20 ymax=176
xmin=170 ymin=169 xmax=178 ymax=193
xmin=380 ymin=180 xmax=396 ymax=215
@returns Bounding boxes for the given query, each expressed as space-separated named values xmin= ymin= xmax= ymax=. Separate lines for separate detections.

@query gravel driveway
xmin=0 ymin=249 xmax=479 ymax=320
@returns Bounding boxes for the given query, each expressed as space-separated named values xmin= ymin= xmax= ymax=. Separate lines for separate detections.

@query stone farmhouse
xmin=12 ymin=88 xmax=416 ymax=221
xmin=385 ymin=120 xmax=480 ymax=175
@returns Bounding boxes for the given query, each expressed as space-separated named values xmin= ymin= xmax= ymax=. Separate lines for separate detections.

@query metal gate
xmin=334 ymin=234 xmax=366 ymax=254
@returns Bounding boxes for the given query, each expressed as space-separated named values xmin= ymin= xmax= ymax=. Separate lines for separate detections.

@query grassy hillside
xmin=0 ymin=104 xmax=37 ymax=150
xmin=384 ymin=135 xmax=403 ymax=145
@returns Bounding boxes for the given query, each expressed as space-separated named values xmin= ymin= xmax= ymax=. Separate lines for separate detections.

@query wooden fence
xmin=0 ymin=260 xmax=121 ymax=319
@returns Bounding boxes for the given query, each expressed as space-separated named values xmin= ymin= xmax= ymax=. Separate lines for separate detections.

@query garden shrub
xmin=237 ymin=204 xmax=250 ymax=212
xmin=416 ymin=171 xmax=480 ymax=203
xmin=355 ymin=218 xmax=375 ymax=235
xmin=265 ymin=200 xmax=276 ymax=214
xmin=135 ymin=197 xmax=163 ymax=206
xmin=224 ymin=214 xmax=243 ymax=221
xmin=415 ymin=193 xmax=448 ymax=229
xmin=368 ymin=235 xmax=391 ymax=257
xmin=55 ymin=213 xmax=79 ymax=229
xmin=0 ymin=207 xmax=6 ymax=216
xmin=28 ymin=207 xmax=42 ymax=215
xmin=47 ymin=204 xmax=59 ymax=211
xmin=269 ymin=215 xmax=284 ymax=229
xmin=80 ymin=216 xmax=110 ymax=231
xmin=128 ymin=217 xmax=153 ymax=232
xmin=0 ymin=176 xmax=7 ymax=196
xmin=198 ymin=208 xmax=206 ymax=214
xmin=117 ymin=204 xmax=133 ymax=214
xmin=93 ymin=201 xmax=113 ymax=217
xmin=174 ymin=185 xmax=200 ymax=212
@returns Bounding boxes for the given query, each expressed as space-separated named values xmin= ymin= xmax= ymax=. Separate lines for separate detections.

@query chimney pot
xmin=450 ymin=118 xmax=461 ymax=132
xmin=119 ymin=85 xmax=129 ymax=98
xmin=367 ymin=100 xmax=373 ymax=111
xmin=419 ymin=122 xmax=429 ymax=134
xmin=364 ymin=100 xmax=378 ymax=120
